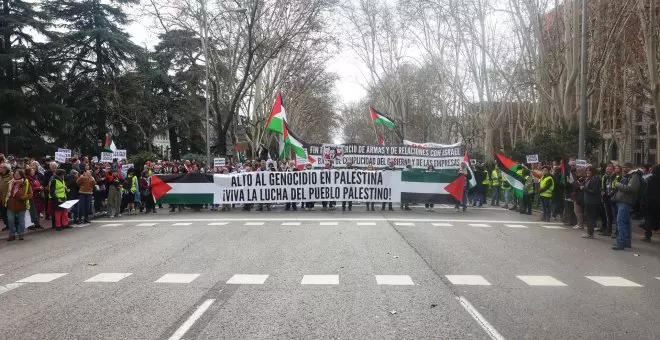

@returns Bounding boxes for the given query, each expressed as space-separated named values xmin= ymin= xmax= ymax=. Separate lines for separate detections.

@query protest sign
xmin=122 ymin=164 xmax=134 ymax=171
xmin=91 ymin=156 xmax=98 ymax=163
xmin=112 ymin=150 xmax=127 ymax=159
xmin=214 ymin=158 xmax=226 ymax=167
xmin=307 ymin=143 xmax=463 ymax=169
xmin=59 ymin=200 xmax=79 ymax=210
xmin=57 ymin=148 xmax=72 ymax=157
xmin=403 ymin=140 xmax=462 ymax=149
xmin=54 ymin=152 xmax=67 ymax=163
xmin=101 ymin=152 xmax=114 ymax=162
xmin=526 ymin=154 xmax=539 ymax=164
xmin=576 ymin=159 xmax=588 ymax=168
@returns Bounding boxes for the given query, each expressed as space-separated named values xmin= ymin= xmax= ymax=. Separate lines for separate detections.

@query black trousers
xmin=585 ymin=203 xmax=600 ymax=236
xmin=285 ymin=202 xmax=297 ymax=210
xmin=602 ymin=198 xmax=615 ymax=234
xmin=563 ymin=200 xmax=577 ymax=226
xmin=322 ymin=201 xmax=335 ymax=208
xmin=522 ymin=194 xmax=532 ymax=214
xmin=425 ymin=203 xmax=434 ymax=208
xmin=341 ymin=201 xmax=352 ymax=210
xmin=381 ymin=202 xmax=392 ymax=210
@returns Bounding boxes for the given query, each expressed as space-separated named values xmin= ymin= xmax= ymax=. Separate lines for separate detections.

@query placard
xmin=526 ymin=154 xmax=539 ymax=164
xmin=59 ymin=199 xmax=79 ymax=210
xmin=576 ymin=159 xmax=587 ymax=168
xmin=57 ymin=148 xmax=72 ymax=157
xmin=101 ymin=152 xmax=114 ymax=162
xmin=54 ymin=152 xmax=67 ymax=163
xmin=122 ymin=164 xmax=134 ymax=171
xmin=112 ymin=150 xmax=127 ymax=159
xmin=214 ymin=158 xmax=226 ymax=167
xmin=91 ymin=156 xmax=98 ymax=163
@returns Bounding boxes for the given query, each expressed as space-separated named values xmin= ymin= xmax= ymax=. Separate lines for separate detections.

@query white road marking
xmin=17 ymin=273 xmax=68 ymax=283
xmin=375 ymin=275 xmax=415 ymax=286
xmin=432 ymin=223 xmax=453 ymax=227
xmin=244 ymin=222 xmax=264 ymax=226
xmin=585 ymin=276 xmax=643 ymax=287
xmin=85 ymin=273 xmax=133 ymax=283
xmin=301 ymin=275 xmax=339 ymax=285
xmin=167 ymin=298 xmax=216 ymax=340
xmin=172 ymin=223 xmax=192 ymax=226
xmin=207 ymin=222 xmax=228 ymax=226
xmin=656 ymin=277 xmax=660 ymax=280
xmin=446 ymin=275 xmax=491 ymax=286
xmin=100 ymin=223 xmax=123 ymax=227
xmin=282 ymin=222 xmax=301 ymax=226
xmin=93 ymin=217 xmax=564 ymax=225
xmin=320 ymin=222 xmax=339 ymax=226
xmin=136 ymin=223 xmax=157 ymax=227
xmin=458 ymin=296 xmax=506 ymax=340
xmin=155 ymin=274 xmax=200 ymax=284
xmin=516 ymin=275 xmax=567 ymax=286
xmin=226 ymin=274 xmax=269 ymax=285
xmin=505 ymin=224 xmax=528 ymax=229
xmin=357 ymin=222 xmax=376 ymax=226
xmin=469 ymin=224 xmax=491 ymax=228
xmin=542 ymin=225 xmax=566 ymax=229
xmin=0 ymin=283 xmax=25 ymax=295
xmin=0 ymin=274 xmax=3 ymax=277
xmin=394 ymin=222 xmax=415 ymax=226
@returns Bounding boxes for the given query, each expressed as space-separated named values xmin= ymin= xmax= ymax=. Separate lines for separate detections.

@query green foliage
xmin=129 ymin=151 xmax=159 ymax=172
xmin=510 ymin=123 xmax=603 ymax=163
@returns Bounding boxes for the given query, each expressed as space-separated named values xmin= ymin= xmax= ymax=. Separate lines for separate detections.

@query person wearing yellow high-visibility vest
xmin=490 ymin=165 xmax=502 ymax=206
xmin=50 ymin=169 xmax=69 ymax=230
xmin=511 ymin=167 xmax=525 ymax=211
xmin=479 ymin=166 xmax=489 ymax=207
xmin=501 ymin=170 xmax=511 ymax=209
xmin=539 ymin=166 xmax=555 ymax=222
xmin=521 ymin=169 xmax=535 ymax=215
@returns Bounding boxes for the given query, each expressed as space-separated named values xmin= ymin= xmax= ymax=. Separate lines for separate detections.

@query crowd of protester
xmin=1 ymin=152 xmax=657 ymax=250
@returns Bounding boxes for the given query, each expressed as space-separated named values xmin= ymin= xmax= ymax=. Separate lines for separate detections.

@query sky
xmin=127 ymin=5 xmax=366 ymax=105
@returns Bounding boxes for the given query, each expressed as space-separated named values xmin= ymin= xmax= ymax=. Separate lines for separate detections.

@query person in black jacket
xmin=381 ymin=160 xmax=396 ymax=211
xmin=581 ymin=166 xmax=602 ymax=239
xmin=642 ymin=165 xmax=660 ymax=242
xmin=341 ymin=160 xmax=354 ymax=211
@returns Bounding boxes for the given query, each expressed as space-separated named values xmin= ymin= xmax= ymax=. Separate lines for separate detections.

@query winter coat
xmin=614 ymin=170 xmax=642 ymax=205
xmin=77 ymin=176 xmax=96 ymax=195
xmin=0 ymin=171 xmax=11 ymax=208
xmin=5 ymin=179 xmax=33 ymax=212
xmin=645 ymin=173 xmax=660 ymax=219
xmin=583 ymin=176 xmax=602 ymax=205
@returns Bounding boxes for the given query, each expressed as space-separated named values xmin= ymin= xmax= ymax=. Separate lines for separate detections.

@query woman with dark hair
xmin=50 ymin=169 xmax=69 ymax=231
xmin=4 ymin=169 xmax=33 ymax=241
xmin=140 ymin=170 xmax=156 ymax=213
xmin=581 ymin=166 xmax=602 ymax=239
xmin=642 ymin=165 xmax=660 ymax=242
xmin=25 ymin=167 xmax=44 ymax=230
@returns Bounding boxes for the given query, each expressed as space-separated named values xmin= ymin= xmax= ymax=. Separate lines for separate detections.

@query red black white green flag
xmin=495 ymin=153 xmax=524 ymax=199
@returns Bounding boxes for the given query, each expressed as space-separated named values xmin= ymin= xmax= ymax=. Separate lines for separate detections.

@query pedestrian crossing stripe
xmin=85 ymin=273 xmax=133 ymax=283
xmin=172 ymin=222 xmax=192 ymax=226
xmin=516 ymin=276 xmax=566 ymax=286
xmin=226 ymin=274 xmax=269 ymax=285
xmin=155 ymin=274 xmax=200 ymax=284
xmin=17 ymin=273 xmax=68 ymax=283
xmin=207 ymin=222 xmax=228 ymax=226
xmin=585 ymin=276 xmax=643 ymax=287
xmin=282 ymin=222 xmax=301 ymax=226
xmin=542 ymin=225 xmax=565 ymax=229
xmin=469 ymin=224 xmax=491 ymax=228
xmin=432 ymin=223 xmax=453 ymax=226
xmin=375 ymin=275 xmax=415 ymax=285
xmin=505 ymin=224 xmax=528 ymax=228
xmin=136 ymin=223 xmax=157 ymax=227
xmin=394 ymin=222 xmax=415 ymax=226
xmin=244 ymin=222 xmax=264 ymax=226
xmin=446 ymin=275 xmax=491 ymax=286
xmin=100 ymin=223 xmax=123 ymax=227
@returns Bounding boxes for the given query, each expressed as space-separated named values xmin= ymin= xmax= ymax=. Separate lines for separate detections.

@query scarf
xmin=10 ymin=178 xmax=23 ymax=197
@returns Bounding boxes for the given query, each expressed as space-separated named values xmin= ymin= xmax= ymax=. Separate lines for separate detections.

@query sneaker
xmin=426 ymin=208 xmax=430 ymax=212
xmin=572 ymin=225 xmax=583 ymax=230
xmin=581 ymin=234 xmax=594 ymax=239
xmin=6 ymin=235 xmax=15 ymax=241
xmin=18 ymin=235 xmax=24 ymax=240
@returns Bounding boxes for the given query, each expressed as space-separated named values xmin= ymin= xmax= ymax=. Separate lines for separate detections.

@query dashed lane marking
xmin=542 ymin=225 xmax=566 ymax=229
xmin=394 ymin=222 xmax=415 ymax=226
xmin=516 ymin=275 xmax=567 ymax=286
xmin=458 ymin=296 xmax=506 ymax=340
xmin=100 ymin=223 xmax=123 ymax=227
xmin=375 ymin=275 xmax=415 ymax=286
xmin=282 ymin=222 xmax=301 ymax=226
xmin=155 ymin=274 xmax=200 ymax=284
xmin=17 ymin=273 xmax=68 ymax=283
xmin=357 ymin=222 xmax=377 ymax=226
xmin=469 ymin=224 xmax=491 ymax=228
xmin=301 ymin=275 xmax=339 ymax=285
xmin=446 ymin=275 xmax=491 ymax=286
xmin=168 ymin=299 xmax=215 ymax=340
xmin=244 ymin=222 xmax=264 ymax=226
xmin=585 ymin=276 xmax=643 ymax=287
xmin=93 ymin=217 xmax=565 ymax=225
xmin=0 ymin=283 xmax=25 ymax=296
xmin=172 ymin=223 xmax=192 ymax=226
xmin=136 ymin=223 xmax=158 ymax=227
xmin=226 ymin=274 xmax=269 ymax=285
xmin=319 ymin=222 xmax=339 ymax=226
xmin=207 ymin=222 xmax=228 ymax=226
xmin=432 ymin=223 xmax=453 ymax=227
xmin=505 ymin=224 xmax=528 ymax=228
xmin=85 ymin=273 xmax=133 ymax=283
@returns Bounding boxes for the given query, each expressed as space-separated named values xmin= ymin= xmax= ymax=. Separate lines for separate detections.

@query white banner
xmin=54 ymin=152 xmax=67 ymax=163
xmin=308 ymin=144 xmax=463 ymax=169
xmin=526 ymin=154 xmax=539 ymax=164
xmin=214 ymin=158 xmax=226 ymax=167
xmin=57 ymin=148 xmax=72 ymax=157
xmin=91 ymin=156 xmax=99 ymax=163
xmin=101 ymin=152 xmax=114 ymax=162
xmin=113 ymin=150 xmax=127 ymax=159
xmin=402 ymin=140 xmax=462 ymax=149
xmin=214 ymin=169 xmax=399 ymax=204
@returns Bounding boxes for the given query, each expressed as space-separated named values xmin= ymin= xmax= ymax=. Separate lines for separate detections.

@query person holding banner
xmin=490 ymin=165 xmax=502 ymax=206
xmin=342 ymin=160 xmax=355 ymax=212
xmin=4 ymin=169 xmax=33 ymax=241
xmin=321 ymin=161 xmax=336 ymax=211
xmin=303 ymin=163 xmax=315 ymax=210
xmin=0 ymin=163 xmax=12 ymax=231
xmin=50 ymin=169 xmax=69 ymax=230
xmin=381 ymin=160 xmax=396 ymax=211
xmin=365 ymin=164 xmax=377 ymax=211
xmin=425 ymin=165 xmax=436 ymax=212
xmin=285 ymin=161 xmax=299 ymax=211
xmin=106 ymin=170 xmax=122 ymax=218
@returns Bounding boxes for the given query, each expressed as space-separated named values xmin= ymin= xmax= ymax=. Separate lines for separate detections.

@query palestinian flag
xmin=400 ymin=171 xmax=466 ymax=204
xmin=463 ymin=152 xmax=477 ymax=189
xmin=378 ymin=134 xmax=385 ymax=146
xmin=285 ymin=124 xmax=311 ymax=160
xmin=495 ymin=153 xmax=524 ymax=199
xmin=266 ymin=92 xmax=287 ymax=134
xmin=103 ymin=134 xmax=117 ymax=152
xmin=370 ymin=107 xmax=395 ymax=129
xmin=151 ymin=173 xmax=216 ymax=204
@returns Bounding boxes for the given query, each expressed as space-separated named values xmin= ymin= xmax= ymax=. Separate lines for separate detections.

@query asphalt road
xmin=1 ymin=204 xmax=659 ymax=340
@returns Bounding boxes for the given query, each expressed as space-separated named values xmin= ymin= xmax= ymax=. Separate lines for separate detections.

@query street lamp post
xmin=2 ymin=123 xmax=11 ymax=155
xmin=578 ymin=0 xmax=588 ymax=159
xmin=201 ymin=3 xmax=247 ymax=168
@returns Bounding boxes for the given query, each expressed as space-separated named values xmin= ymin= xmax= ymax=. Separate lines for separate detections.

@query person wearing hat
xmin=539 ymin=165 xmax=555 ymax=222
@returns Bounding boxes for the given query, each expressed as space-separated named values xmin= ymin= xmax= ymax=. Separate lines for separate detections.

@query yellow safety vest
xmin=540 ymin=175 xmax=554 ymax=198
xmin=482 ymin=170 xmax=490 ymax=185
xmin=491 ymin=170 xmax=500 ymax=186
xmin=51 ymin=178 xmax=67 ymax=200
xmin=524 ymin=175 xmax=535 ymax=194
xmin=4 ymin=179 xmax=31 ymax=209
